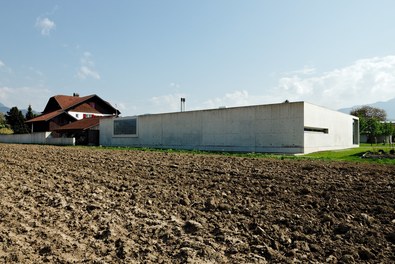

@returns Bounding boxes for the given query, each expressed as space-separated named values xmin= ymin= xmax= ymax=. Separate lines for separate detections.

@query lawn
xmin=303 ymin=143 xmax=395 ymax=164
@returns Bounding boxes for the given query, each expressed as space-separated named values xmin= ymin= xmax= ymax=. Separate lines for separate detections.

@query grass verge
xmin=91 ymin=143 xmax=395 ymax=165
xmin=303 ymin=144 xmax=395 ymax=164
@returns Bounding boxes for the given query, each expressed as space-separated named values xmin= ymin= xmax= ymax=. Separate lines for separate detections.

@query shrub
xmin=378 ymin=149 xmax=385 ymax=154
xmin=0 ymin=127 xmax=14 ymax=135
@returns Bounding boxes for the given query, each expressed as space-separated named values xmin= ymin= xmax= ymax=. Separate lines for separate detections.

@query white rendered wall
xmin=303 ymin=103 xmax=359 ymax=154
xmin=100 ymin=102 xmax=305 ymax=153
xmin=0 ymin=132 xmax=75 ymax=145
xmin=68 ymin=111 xmax=111 ymax=120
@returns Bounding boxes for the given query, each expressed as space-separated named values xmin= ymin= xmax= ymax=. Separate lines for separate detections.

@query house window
xmin=114 ymin=118 xmax=137 ymax=136
xmin=304 ymin=127 xmax=329 ymax=134
xmin=353 ymin=119 xmax=359 ymax=144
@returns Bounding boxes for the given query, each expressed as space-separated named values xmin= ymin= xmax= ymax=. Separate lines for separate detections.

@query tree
xmin=350 ymin=105 xmax=387 ymax=143
xmin=0 ymin=112 xmax=13 ymax=134
xmin=25 ymin=105 xmax=35 ymax=133
xmin=350 ymin=105 xmax=386 ymax=121
xmin=381 ymin=121 xmax=394 ymax=143
xmin=0 ymin=112 xmax=6 ymax=128
xmin=364 ymin=118 xmax=382 ymax=143
xmin=25 ymin=104 xmax=35 ymax=121
xmin=5 ymin=107 xmax=28 ymax=134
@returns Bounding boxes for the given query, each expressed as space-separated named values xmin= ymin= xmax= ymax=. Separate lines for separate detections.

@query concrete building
xmin=100 ymin=101 xmax=359 ymax=154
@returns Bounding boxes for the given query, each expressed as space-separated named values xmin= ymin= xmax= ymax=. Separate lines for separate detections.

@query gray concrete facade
xmin=100 ymin=101 xmax=359 ymax=154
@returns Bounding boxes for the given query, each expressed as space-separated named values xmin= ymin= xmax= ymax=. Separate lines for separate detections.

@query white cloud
xmin=143 ymin=90 xmax=281 ymax=115
xmin=28 ymin=67 xmax=44 ymax=77
xmin=169 ymin=82 xmax=181 ymax=88
xmin=275 ymin=56 xmax=395 ymax=109
xmin=77 ymin=52 xmax=101 ymax=80
xmin=112 ymin=102 xmax=137 ymax=116
xmin=200 ymin=90 xmax=284 ymax=110
xmin=126 ymin=55 xmax=395 ymax=115
xmin=286 ymin=66 xmax=316 ymax=76
xmin=0 ymin=60 xmax=12 ymax=74
xmin=0 ymin=86 xmax=51 ymax=111
xmin=77 ymin=66 xmax=100 ymax=80
xmin=35 ymin=17 xmax=56 ymax=36
xmin=149 ymin=93 xmax=187 ymax=113
xmin=0 ymin=87 xmax=12 ymax=102
xmin=182 ymin=56 xmax=395 ymax=112
xmin=80 ymin=52 xmax=94 ymax=66
xmin=137 ymin=56 xmax=395 ymax=115
xmin=202 ymin=90 xmax=251 ymax=109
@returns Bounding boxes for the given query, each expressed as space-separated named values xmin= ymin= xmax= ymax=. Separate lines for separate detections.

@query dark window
xmin=114 ymin=118 xmax=137 ymax=135
xmin=304 ymin=127 xmax=329 ymax=134
xmin=353 ymin=119 xmax=359 ymax=144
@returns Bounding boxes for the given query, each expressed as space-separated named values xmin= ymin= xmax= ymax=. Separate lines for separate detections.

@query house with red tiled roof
xmin=26 ymin=94 xmax=120 ymax=137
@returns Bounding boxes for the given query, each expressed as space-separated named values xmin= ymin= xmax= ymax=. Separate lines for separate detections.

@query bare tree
xmin=350 ymin=105 xmax=386 ymax=121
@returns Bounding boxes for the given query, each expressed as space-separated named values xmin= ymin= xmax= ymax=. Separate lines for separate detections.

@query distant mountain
xmin=0 ymin=102 xmax=10 ymax=115
xmin=0 ymin=102 xmax=39 ymax=116
xmin=339 ymin=97 xmax=395 ymax=120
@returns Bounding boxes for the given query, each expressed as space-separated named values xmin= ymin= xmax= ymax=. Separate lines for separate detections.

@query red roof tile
xmin=71 ymin=103 xmax=100 ymax=113
xmin=55 ymin=116 xmax=106 ymax=131
xmin=54 ymin=95 xmax=95 ymax=110
xmin=26 ymin=110 xmax=65 ymax=123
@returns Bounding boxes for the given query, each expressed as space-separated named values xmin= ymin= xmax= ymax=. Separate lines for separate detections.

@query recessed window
xmin=114 ymin=118 xmax=137 ymax=136
xmin=304 ymin=127 xmax=329 ymax=134
xmin=353 ymin=119 xmax=359 ymax=144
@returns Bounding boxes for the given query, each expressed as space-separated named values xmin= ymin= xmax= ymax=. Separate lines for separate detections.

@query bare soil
xmin=0 ymin=143 xmax=394 ymax=263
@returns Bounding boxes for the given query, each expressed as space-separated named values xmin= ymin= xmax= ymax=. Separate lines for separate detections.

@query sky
xmin=1 ymin=1 xmax=395 ymax=116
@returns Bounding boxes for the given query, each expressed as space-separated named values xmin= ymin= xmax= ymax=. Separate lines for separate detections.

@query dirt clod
xmin=184 ymin=220 xmax=203 ymax=234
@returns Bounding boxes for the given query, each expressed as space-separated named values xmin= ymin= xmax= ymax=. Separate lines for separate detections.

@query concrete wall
xmin=100 ymin=102 xmax=305 ymax=153
xmin=303 ymin=103 xmax=359 ymax=154
xmin=0 ymin=132 xmax=75 ymax=146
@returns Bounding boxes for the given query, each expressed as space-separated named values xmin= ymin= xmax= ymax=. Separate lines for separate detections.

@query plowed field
xmin=0 ymin=144 xmax=394 ymax=263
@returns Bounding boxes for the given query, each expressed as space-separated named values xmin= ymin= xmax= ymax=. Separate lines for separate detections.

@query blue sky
xmin=1 ymin=1 xmax=395 ymax=116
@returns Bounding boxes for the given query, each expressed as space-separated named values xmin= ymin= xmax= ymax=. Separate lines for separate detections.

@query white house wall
xmin=0 ymin=132 xmax=75 ymax=145
xmin=100 ymin=102 xmax=305 ymax=153
xmin=303 ymin=103 xmax=359 ymax=154
xmin=68 ymin=111 xmax=111 ymax=120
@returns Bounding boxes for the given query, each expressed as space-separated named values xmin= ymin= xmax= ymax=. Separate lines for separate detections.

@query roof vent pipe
xmin=73 ymin=93 xmax=79 ymax=97
xmin=181 ymin=98 xmax=185 ymax=112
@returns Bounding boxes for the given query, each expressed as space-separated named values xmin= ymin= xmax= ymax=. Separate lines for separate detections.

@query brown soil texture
xmin=0 ymin=144 xmax=394 ymax=263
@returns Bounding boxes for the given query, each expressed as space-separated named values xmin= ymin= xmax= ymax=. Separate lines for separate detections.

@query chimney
xmin=73 ymin=93 xmax=80 ymax=97
xmin=181 ymin=98 xmax=186 ymax=112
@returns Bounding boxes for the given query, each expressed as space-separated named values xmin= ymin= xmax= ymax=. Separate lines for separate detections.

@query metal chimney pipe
xmin=181 ymin=98 xmax=185 ymax=112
